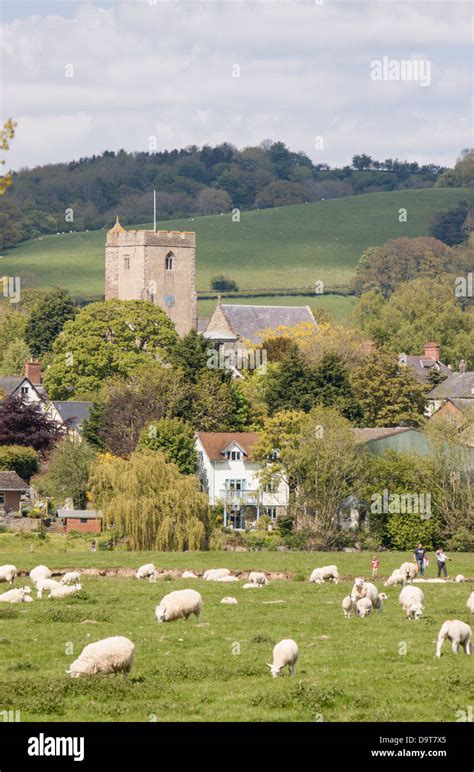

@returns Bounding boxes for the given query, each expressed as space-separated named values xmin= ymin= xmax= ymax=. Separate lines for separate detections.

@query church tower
xmin=105 ymin=217 xmax=197 ymax=336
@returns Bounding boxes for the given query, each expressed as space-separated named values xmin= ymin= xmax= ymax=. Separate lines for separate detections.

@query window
xmin=226 ymin=479 xmax=244 ymax=491
xmin=225 ymin=450 xmax=241 ymax=461
xmin=80 ymin=518 xmax=88 ymax=524
xmin=0 ymin=493 xmax=4 ymax=506
xmin=124 ymin=256 xmax=130 ymax=270
xmin=21 ymin=386 xmax=28 ymax=395
xmin=165 ymin=252 xmax=174 ymax=271
xmin=263 ymin=506 xmax=277 ymax=520
xmin=264 ymin=481 xmax=276 ymax=493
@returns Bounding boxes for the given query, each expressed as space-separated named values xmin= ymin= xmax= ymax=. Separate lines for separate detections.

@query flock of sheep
xmin=0 ymin=558 xmax=472 ymax=680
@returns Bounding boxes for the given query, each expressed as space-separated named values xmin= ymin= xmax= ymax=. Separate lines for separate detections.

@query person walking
xmin=371 ymin=556 xmax=380 ymax=579
xmin=435 ymin=548 xmax=450 ymax=578
xmin=414 ymin=543 xmax=426 ymax=576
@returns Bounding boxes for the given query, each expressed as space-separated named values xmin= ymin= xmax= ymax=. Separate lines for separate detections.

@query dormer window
xmin=165 ymin=252 xmax=174 ymax=271
xmin=225 ymin=450 xmax=241 ymax=461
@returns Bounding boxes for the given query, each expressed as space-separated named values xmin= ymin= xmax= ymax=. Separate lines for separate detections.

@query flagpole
xmin=153 ymin=189 xmax=156 ymax=232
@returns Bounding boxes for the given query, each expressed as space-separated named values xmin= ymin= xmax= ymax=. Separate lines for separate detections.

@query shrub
xmin=210 ymin=275 xmax=239 ymax=292
xmin=0 ymin=445 xmax=39 ymax=480
xmin=446 ymin=527 xmax=474 ymax=552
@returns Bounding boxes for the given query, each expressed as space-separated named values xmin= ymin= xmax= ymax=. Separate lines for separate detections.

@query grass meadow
xmin=2 ymin=188 xmax=473 ymax=309
xmin=0 ymin=538 xmax=472 ymax=723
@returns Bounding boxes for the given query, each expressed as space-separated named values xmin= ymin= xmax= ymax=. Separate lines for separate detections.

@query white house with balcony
xmin=195 ymin=432 xmax=289 ymax=529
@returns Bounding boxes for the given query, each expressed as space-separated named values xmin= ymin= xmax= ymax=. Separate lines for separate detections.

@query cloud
xmin=1 ymin=0 xmax=471 ymax=169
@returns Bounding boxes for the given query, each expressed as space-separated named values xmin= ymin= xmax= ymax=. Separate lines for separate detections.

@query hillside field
xmin=0 ymin=538 xmax=472 ymax=723
xmin=2 ymin=189 xmax=473 ymax=323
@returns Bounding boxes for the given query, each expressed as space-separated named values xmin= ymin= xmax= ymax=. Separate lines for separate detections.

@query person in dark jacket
xmin=414 ymin=543 xmax=426 ymax=576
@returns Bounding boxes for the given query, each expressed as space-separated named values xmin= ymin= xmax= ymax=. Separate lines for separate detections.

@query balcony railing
xmin=219 ymin=489 xmax=260 ymax=506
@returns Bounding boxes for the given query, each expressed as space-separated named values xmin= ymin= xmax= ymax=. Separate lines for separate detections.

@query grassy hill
xmin=2 ymin=188 xmax=472 ymax=319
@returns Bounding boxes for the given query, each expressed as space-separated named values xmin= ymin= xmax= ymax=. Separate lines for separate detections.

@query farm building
xmin=57 ymin=509 xmax=102 ymax=534
xmin=195 ymin=432 xmax=289 ymax=529
xmin=0 ymin=471 xmax=29 ymax=514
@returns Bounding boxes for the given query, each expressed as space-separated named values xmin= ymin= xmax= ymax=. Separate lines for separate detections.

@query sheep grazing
xmin=351 ymin=579 xmax=379 ymax=605
xmin=49 ymin=583 xmax=82 ymax=599
xmin=466 ymin=592 xmax=474 ymax=614
xmin=29 ymin=565 xmax=52 ymax=587
xmin=267 ymin=639 xmax=298 ymax=677
xmin=0 ymin=565 xmax=17 ymax=584
xmin=61 ymin=571 xmax=81 ymax=585
xmin=455 ymin=575 xmax=465 ymax=583
xmin=217 ymin=575 xmax=239 ymax=583
xmin=309 ymin=565 xmax=339 ymax=584
xmin=373 ymin=592 xmax=388 ymax=612
xmin=342 ymin=595 xmax=355 ymax=618
xmin=436 ymin=620 xmax=472 ymax=657
xmin=384 ymin=570 xmax=406 ymax=588
xmin=248 ymin=572 xmax=269 ymax=586
xmin=155 ymin=589 xmax=202 ymax=623
xmin=203 ymin=568 xmax=231 ymax=581
xmin=399 ymin=586 xmax=424 ymax=619
xmin=67 ymin=636 xmax=135 ymax=678
xmin=135 ymin=563 xmax=155 ymax=580
xmin=0 ymin=587 xmax=32 ymax=603
xmin=356 ymin=597 xmax=373 ymax=617
xmin=399 ymin=562 xmax=418 ymax=583
xmin=242 ymin=582 xmax=262 ymax=589
xmin=221 ymin=597 xmax=238 ymax=605
xmin=181 ymin=571 xmax=198 ymax=579
xmin=406 ymin=601 xmax=424 ymax=620
xmin=36 ymin=579 xmax=62 ymax=599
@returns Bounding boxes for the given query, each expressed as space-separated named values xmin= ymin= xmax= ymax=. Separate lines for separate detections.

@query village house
xmin=195 ymin=432 xmax=289 ymax=529
xmin=0 ymin=360 xmax=48 ymax=403
xmin=46 ymin=401 xmax=93 ymax=441
xmin=0 ymin=471 xmax=29 ymax=514
xmin=398 ymin=342 xmax=453 ymax=385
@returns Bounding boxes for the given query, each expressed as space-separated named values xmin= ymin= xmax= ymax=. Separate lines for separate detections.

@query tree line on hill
xmin=0 ymin=140 xmax=452 ymax=250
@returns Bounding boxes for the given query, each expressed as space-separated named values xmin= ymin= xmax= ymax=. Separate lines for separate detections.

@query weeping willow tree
xmin=88 ymin=450 xmax=208 ymax=550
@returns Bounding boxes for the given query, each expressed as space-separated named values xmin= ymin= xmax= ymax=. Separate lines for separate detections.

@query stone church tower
xmin=105 ymin=217 xmax=197 ymax=336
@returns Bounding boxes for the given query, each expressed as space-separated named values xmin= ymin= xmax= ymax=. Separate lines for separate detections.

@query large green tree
xmin=35 ymin=436 xmax=97 ymax=508
xmin=44 ymin=300 xmax=178 ymax=399
xmin=25 ymin=287 xmax=76 ymax=357
xmin=137 ymin=417 xmax=197 ymax=475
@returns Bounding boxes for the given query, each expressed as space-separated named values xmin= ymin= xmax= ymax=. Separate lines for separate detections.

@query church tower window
xmin=165 ymin=252 xmax=174 ymax=271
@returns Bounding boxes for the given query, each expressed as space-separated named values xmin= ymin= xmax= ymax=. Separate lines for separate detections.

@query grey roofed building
xmin=204 ymin=301 xmax=316 ymax=344
xmin=0 ymin=471 xmax=29 ymax=490
xmin=427 ymin=371 xmax=474 ymax=400
xmin=398 ymin=343 xmax=452 ymax=385
xmin=47 ymin=401 xmax=93 ymax=435
xmin=0 ymin=376 xmax=48 ymax=401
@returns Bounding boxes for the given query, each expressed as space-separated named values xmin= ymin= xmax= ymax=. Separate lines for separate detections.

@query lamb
xmin=467 ymin=592 xmax=474 ymax=614
xmin=221 ymin=597 xmax=238 ymax=605
xmin=203 ymin=568 xmax=231 ymax=581
xmin=155 ymin=589 xmax=202 ymax=623
xmin=406 ymin=601 xmax=424 ymax=620
xmin=267 ymin=639 xmax=298 ymax=677
xmin=373 ymin=592 xmax=388 ymax=612
xmin=399 ymin=562 xmax=418 ymax=583
xmin=248 ymin=572 xmax=269 ymax=586
xmin=36 ymin=579 xmax=62 ymax=599
xmin=217 ymin=575 xmax=239 ymax=583
xmin=242 ymin=582 xmax=262 ymax=589
xmin=384 ymin=570 xmax=406 ymax=588
xmin=455 ymin=575 xmax=465 ymax=583
xmin=0 ymin=565 xmax=17 ymax=584
xmin=29 ymin=565 xmax=52 ymax=586
xmin=309 ymin=565 xmax=339 ymax=584
xmin=61 ymin=571 xmax=81 ymax=585
xmin=342 ymin=595 xmax=355 ymax=618
xmin=0 ymin=587 xmax=32 ymax=603
xmin=135 ymin=563 xmax=155 ymax=580
xmin=67 ymin=636 xmax=135 ymax=678
xmin=181 ymin=571 xmax=198 ymax=579
xmin=49 ymin=583 xmax=82 ymax=599
xmin=436 ymin=620 xmax=471 ymax=657
xmin=356 ymin=597 xmax=373 ymax=617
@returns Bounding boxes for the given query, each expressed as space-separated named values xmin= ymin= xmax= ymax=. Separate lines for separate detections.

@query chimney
xmin=361 ymin=339 xmax=376 ymax=356
xmin=24 ymin=360 xmax=42 ymax=386
xmin=459 ymin=359 xmax=466 ymax=374
xmin=424 ymin=342 xmax=440 ymax=361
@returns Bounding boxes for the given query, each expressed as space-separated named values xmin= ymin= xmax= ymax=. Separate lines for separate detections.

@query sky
xmin=0 ymin=0 xmax=472 ymax=171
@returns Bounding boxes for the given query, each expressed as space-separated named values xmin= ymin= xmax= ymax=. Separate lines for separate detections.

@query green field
xmin=2 ymin=189 xmax=473 ymax=313
xmin=0 ymin=538 xmax=472 ymax=723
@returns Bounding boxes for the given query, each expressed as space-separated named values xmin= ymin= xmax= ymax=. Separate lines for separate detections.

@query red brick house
xmin=57 ymin=509 xmax=102 ymax=534
xmin=0 ymin=471 xmax=29 ymax=514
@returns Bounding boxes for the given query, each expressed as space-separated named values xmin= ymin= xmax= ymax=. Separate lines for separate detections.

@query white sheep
xmin=155 ymin=589 xmax=202 ymax=623
xmin=309 ymin=565 xmax=339 ymax=584
xmin=29 ymin=565 xmax=52 ymax=586
xmin=384 ymin=570 xmax=406 ymax=588
xmin=399 ymin=562 xmax=418 ymax=583
xmin=49 ymin=583 xmax=82 ymax=599
xmin=455 ymin=575 xmax=465 ymax=583
xmin=0 ymin=565 xmax=17 ymax=584
xmin=342 ymin=595 xmax=355 ymax=618
xmin=61 ymin=571 xmax=81 ymax=585
xmin=221 ymin=597 xmax=238 ymax=605
xmin=267 ymin=639 xmax=298 ymax=677
xmin=406 ymin=601 xmax=424 ymax=620
xmin=36 ymin=579 xmax=62 ymax=599
xmin=242 ymin=582 xmax=262 ymax=589
xmin=135 ymin=563 xmax=155 ymax=580
xmin=466 ymin=592 xmax=474 ymax=614
xmin=182 ymin=571 xmax=198 ymax=579
xmin=0 ymin=586 xmax=32 ymax=603
xmin=399 ymin=586 xmax=424 ymax=618
xmin=351 ymin=579 xmax=379 ymax=605
xmin=356 ymin=597 xmax=373 ymax=617
xmin=436 ymin=620 xmax=472 ymax=657
xmin=248 ymin=572 xmax=269 ymax=586
xmin=67 ymin=636 xmax=135 ymax=677
xmin=217 ymin=575 xmax=239 ymax=583
xmin=203 ymin=568 xmax=231 ymax=581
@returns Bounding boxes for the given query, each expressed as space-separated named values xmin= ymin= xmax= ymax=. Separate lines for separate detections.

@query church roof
xmin=217 ymin=304 xmax=316 ymax=343
xmin=108 ymin=215 xmax=125 ymax=234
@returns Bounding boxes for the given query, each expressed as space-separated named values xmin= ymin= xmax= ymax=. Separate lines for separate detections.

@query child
xmin=371 ymin=556 xmax=380 ymax=578
xmin=435 ymin=548 xmax=450 ymax=578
